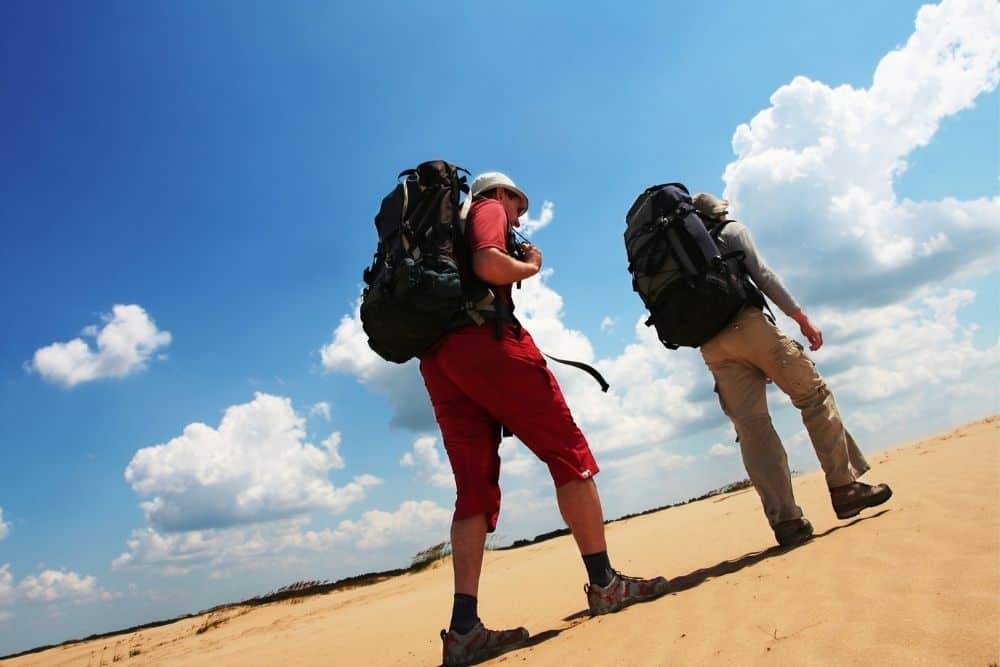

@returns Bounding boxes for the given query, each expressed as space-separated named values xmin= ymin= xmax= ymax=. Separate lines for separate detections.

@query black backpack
xmin=359 ymin=160 xmax=611 ymax=394
xmin=360 ymin=160 xmax=494 ymax=363
xmin=624 ymin=183 xmax=763 ymax=349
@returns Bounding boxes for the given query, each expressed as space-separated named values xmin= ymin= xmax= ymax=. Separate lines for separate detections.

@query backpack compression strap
xmin=542 ymin=353 xmax=610 ymax=393
xmin=499 ymin=350 xmax=609 ymax=439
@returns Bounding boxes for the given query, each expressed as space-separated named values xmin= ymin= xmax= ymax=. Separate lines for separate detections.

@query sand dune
xmin=7 ymin=416 xmax=998 ymax=666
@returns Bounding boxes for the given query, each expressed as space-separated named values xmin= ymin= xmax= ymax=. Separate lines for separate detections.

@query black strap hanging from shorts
xmin=543 ymin=354 xmax=610 ymax=393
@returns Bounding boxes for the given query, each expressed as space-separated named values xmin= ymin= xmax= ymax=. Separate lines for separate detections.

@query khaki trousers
xmin=700 ymin=306 xmax=870 ymax=526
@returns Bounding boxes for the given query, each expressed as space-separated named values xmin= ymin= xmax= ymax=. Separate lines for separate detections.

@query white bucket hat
xmin=470 ymin=171 xmax=529 ymax=214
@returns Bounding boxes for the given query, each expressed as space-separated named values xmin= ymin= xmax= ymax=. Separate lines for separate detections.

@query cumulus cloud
xmin=709 ymin=443 xmax=738 ymax=457
xmin=400 ymin=436 xmax=454 ymax=489
xmin=601 ymin=448 xmax=696 ymax=475
xmin=518 ymin=200 xmax=555 ymax=238
xmin=515 ymin=274 xmax=723 ymax=454
xmin=331 ymin=500 xmax=451 ymax=550
xmin=123 ymin=393 xmax=379 ymax=532
xmin=309 ymin=401 xmax=332 ymax=421
xmin=498 ymin=439 xmax=545 ymax=478
xmin=0 ymin=564 xmax=13 ymax=606
xmin=320 ymin=307 xmax=435 ymax=431
xmin=0 ymin=566 xmax=115 ymax=610
xmin=114 ymin=518 xmax=337 ymax=572
xmin=18 ymin=570 xmax=99 ymax=603
xmin=723 ymin=0 xmax=1000 ymax=308
xmin=600 ymin=316 xmax=616 ymax=332
xmin=0 ymin=507 xmax=8 ymax=541
xmin=817 ymin=288 xmax=1000 ymax=403
xmin=113 ymin=498 xmax=453 ymax=573
xmin=29 ymin=304 xmax=172 ymax=387
xmin=321 ymin=432 xmax=346 ymax=470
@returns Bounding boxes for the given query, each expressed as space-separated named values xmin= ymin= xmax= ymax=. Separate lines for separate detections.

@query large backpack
xmin=360 ymin=160 xmax=494 ymax=363
xmin=624 ymin=183 xmax=762 ymax=349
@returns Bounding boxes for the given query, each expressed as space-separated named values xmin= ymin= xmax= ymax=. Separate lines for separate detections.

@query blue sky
xmin=1 ymin=0 xmax=997 ymax=655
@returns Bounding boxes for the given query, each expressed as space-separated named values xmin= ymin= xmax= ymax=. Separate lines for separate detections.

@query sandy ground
xmin=6 ymin=416 xmax=998 ymax=667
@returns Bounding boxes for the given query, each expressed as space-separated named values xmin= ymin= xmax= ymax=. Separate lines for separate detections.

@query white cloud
xmin=114 ymin=518 xmax=334 ymax=572
xmin=498 ymin=488 xmax=555 ymax=525
xmin=602 ymin=448 xmax=696 ymax=475
xmin=498 ymin=439 xmax=545 ymax=478
xmin=123 ymin=393 xmax=379 ymax=532
xmin=518 ymin=200 xmax=555 ymax=238
xmin=29 ymin=304 xmax=172 ymax=387
xmin=709 ymin=443 xmax=738 ymax=457
xmin=320 ymin=306 xmax=435 ymax=431
xmin=309 ymin=401 xmax=332 ymax=421
xmin=0 ymin=565 xmax=116 ymax=611
xmin=400 ymin=436 xmax=454 ymax=489
xmin=817 ymin=288 xmax=1000 ymax=403
xmin=723 ymin=0 xmax=1000 ymax=308
xmin=515 ymin=275 xmax=721 ymax=454
xmin=18 ymin=570 xmax=98 ymax=603
xmin=600 ymin=316 xmax=616 ymax=332
xmin=331 ymin=500 xmax=451 ymax=550
xmin=321 ymin=432 xmax=346 ymax=470
xmin=0 ymin=564 xmax=13 ymax=606
xmin=0 ymin=507 xmax=8 ymax=541
xmin=112 ymin=498 xmax=452 ymax=573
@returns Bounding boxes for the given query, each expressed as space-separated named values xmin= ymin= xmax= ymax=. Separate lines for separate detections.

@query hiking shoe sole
xmin=833 ymin=483 xmax=893 ymax=519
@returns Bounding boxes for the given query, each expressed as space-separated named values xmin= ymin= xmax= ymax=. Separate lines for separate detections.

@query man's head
xmin=692 ymin=192 xmax=729 ymax=220
xmin=471 ymin=171 xmax=529 ymax=226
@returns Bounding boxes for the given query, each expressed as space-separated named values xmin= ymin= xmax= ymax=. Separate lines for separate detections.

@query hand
xmin=521 ymin=243 xmax=542 ymax=270
xmin=791 ymin=310 xmax=823 ymax=351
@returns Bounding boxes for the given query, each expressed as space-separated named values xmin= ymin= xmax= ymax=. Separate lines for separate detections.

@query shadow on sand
xmin=560 ymin=508 xmax=892 ymax=624
xmin=460 ymin=510 xmax=892 ymax=664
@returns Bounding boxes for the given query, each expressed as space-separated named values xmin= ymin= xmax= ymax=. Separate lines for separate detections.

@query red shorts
xmin=419 ymin=324 xmax=599 ymax=532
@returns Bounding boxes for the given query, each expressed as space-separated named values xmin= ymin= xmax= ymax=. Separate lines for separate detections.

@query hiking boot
xmin=830 ymin=481 xmax=893 ymax=520
xmin=584 ymin=570 xmax=670 ymax=616
xmin=440 ymin=621 xmax=529 ymax=666
xmin=773 ymin=517 xmax=814 ymax=547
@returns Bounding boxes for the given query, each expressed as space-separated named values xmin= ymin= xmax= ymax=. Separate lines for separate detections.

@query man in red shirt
xmin=421 ymin=172 xmax=669 ymax=666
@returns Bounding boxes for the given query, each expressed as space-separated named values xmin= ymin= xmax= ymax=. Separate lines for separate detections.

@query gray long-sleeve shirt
xmin=717 ymin=221 xmax=801 ymax=316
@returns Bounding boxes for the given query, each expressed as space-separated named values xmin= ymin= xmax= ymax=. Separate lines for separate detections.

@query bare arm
xmin=791 ymin=310 xmax=823 ymax=351
xmin=471 ymin=244 xmax=542 ymax=285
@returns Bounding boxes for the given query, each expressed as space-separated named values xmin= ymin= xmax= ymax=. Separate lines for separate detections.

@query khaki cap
xmin=692 ymin=192 xmax=729 ymax=219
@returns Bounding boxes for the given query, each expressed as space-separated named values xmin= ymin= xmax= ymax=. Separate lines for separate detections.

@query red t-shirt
xmin=465 ymin=198 xmax=514 ymax=307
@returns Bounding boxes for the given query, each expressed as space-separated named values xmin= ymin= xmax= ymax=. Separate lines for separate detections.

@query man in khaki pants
xmin=693 ymin=192 xmax=892 ymax=547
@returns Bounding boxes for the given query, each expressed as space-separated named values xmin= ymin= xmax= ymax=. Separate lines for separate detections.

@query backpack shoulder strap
xmin=712 ymin=218 xmax=777 ymax=320
xmin=708 ymin=218 xmax=732 ymax=240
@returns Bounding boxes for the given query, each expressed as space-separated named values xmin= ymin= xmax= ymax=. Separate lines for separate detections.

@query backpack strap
xmin=542 ymin=353 xmax=610 ymax=393
xmin=454 ymin=182 xmax=509 ymax=330
xmin=712 ymin=218 xmax=776 ymax=322
xmin=397 ymin=172 xmax=420 ymax=260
